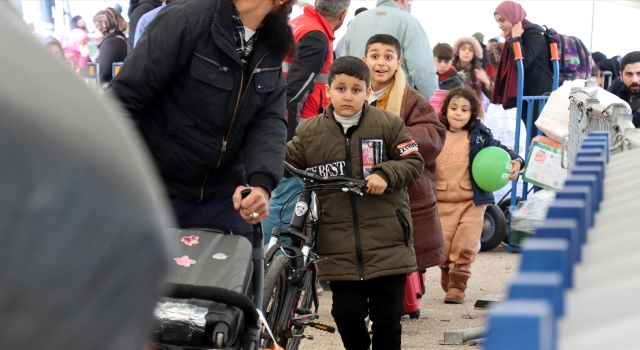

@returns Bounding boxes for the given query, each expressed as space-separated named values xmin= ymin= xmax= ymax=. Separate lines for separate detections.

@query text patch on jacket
xmin=306 ymin=160 xmax=347 ymax=177
xmin=397 ymin=140 xmax=419 ymax=157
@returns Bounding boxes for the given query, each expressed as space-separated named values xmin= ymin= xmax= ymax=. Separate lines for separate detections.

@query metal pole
xmin=589 ymin=1 xmax=595 ymax=52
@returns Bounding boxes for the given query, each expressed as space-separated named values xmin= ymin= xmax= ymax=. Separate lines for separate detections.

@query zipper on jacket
xmin=194 ymin=52 xmax=233 ymax=74
xmin=198 ymin=52 xmax=272 ymax=202
xmin=345 ymin=136 xmax=366 ymax=280
xmin=218 ymin=52 xmax=272 ymax=165
xmin=253 ymin=66 xmax=280 ymax=74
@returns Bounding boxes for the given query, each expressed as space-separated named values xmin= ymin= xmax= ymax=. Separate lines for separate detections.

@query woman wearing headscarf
xmin=491 ymin=1 xmax=553 ymax=138
xmin=93 ymin=8 xmax=128 ymax=83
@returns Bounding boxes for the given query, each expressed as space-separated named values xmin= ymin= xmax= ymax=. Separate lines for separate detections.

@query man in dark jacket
xmin=109 ymin=0 xmax=296 ymax=242
xmin=127 ymin=0 xmax=161 ymax=53
xmin=608 ymin=51 xmax=640 ymax=127
xmin=262 ymin=0 xmax=350 ymax=245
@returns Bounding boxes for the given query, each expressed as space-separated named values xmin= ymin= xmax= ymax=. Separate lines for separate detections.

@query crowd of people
xmin=30 ymin=0 xmax=640 ymax=349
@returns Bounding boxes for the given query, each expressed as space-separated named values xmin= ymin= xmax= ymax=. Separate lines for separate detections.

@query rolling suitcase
xmin=153 ymin=227 xmax=253 ymax=349
xmin=403 ymin=271 xmax=425 ymax=319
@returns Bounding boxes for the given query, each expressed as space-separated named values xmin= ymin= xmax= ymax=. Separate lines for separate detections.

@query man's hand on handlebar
xmin=233 ymin=186 xmax=270 ymax=224
xmin=364 ymin=174 xmax=388 ymax=196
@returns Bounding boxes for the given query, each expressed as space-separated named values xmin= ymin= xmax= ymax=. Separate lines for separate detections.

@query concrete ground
xmin=299 ymin=245 xmax=521 ymax=350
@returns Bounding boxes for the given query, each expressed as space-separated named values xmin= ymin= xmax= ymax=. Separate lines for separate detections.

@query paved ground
xmin=299 ymin=245 xmax=520 ymax=350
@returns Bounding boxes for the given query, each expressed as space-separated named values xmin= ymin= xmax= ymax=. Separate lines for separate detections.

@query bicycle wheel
xmin=287 ymin=271 xmax=315 ymax=350
xmin=262 ymin=255 xmax=291 ymax=349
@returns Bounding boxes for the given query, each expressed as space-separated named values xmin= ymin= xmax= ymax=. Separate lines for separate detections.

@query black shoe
xmin=319 ymin=280 xmax=331 ymax=292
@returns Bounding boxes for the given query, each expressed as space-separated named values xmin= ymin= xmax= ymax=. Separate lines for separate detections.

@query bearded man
xmin=608 ymin=51 xmax=640 ymax=127
xmin=108 ymin=0 xmax=296 ymax=242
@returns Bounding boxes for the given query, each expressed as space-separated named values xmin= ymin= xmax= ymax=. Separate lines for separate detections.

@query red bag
xmin=403 ymin=271 xmax=425 ymax=319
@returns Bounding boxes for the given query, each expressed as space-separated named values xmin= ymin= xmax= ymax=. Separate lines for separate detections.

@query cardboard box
xmin=522 ymin=137 xmax=568 ymax=191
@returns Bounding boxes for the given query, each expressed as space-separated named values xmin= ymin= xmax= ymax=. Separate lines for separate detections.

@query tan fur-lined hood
xmin=386 ymin=67 xmax=407 ymax=117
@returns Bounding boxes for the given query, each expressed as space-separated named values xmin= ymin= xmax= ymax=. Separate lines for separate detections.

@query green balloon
xmin=472 ymin=146 xmax=512 ymax=192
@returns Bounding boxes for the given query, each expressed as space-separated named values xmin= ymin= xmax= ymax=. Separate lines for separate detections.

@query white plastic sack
xmin=535 ymin=79 xmax=632 ymax=144
xmin=511 ymin=190 xmax=556 ymax=234
xmin=483 ymin=103 xmax=527 ymax=204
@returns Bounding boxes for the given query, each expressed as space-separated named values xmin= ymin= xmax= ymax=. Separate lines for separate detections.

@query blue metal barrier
xmin=485 ymin=132 xmax=609 ymax=350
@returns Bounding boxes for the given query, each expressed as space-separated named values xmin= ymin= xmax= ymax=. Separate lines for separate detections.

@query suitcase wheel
xmin=408 ymin=309 xmax=420 ymax=319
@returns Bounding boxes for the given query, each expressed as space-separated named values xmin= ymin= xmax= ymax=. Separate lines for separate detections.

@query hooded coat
xmin=373 ymin=69 xmax=447 ymax=270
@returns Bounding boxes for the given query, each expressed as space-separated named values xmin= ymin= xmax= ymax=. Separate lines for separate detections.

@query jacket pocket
xmin=254 ymin=66 xmax=281 ymax=93
xmin=191 ymin=52 xmax=233 ymax=90
xmin=460 ymin=181 xmax=473 ymax=190
xmin=396 ymin=209 xmax=410 ymax=247
xmin=436 ymin=181 xmax=448 ymax=191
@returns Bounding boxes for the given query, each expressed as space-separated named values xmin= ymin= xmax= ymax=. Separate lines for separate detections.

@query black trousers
xmin=331 ymin=274 xmax=406 ymax=350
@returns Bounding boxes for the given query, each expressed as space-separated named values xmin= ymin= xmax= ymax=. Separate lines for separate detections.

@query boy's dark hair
xmin=620 ymin=51 xmax=640 ymax=73
xmin=433 ymin=43 xmax=454 ymax=61
xmin=487 ymin=38 xmax=499 ymax=44
xmin=355 ymin=7 xmax=368 ymax=16
xmin=364 ymin=34 xmax=401 ymax=59
xmin=438 ymin=87 xmax=483 ymax=131
xmin=328 ymin=56 xmax=371 ymax=88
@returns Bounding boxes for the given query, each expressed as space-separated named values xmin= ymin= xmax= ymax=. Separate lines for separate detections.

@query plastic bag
xmin=535 ymin=79 xmax=632 ymax=144
xmin=510 ymin=190 xmax=556 ymax=234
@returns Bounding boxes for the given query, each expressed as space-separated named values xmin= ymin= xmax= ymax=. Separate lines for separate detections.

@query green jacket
xmin=286 ymin=103 xmax=424 ymax=281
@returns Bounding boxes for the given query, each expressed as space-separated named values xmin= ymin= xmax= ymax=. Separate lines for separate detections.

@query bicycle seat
xmin=153 ymin=228 xmax=253 ymax=349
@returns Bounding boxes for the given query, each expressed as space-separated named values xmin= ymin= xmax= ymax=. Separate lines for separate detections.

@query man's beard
xmin=624 ymin=82 xmax=640 ymax=96
xmin=262 ymin=1 xmax=297 ymax=58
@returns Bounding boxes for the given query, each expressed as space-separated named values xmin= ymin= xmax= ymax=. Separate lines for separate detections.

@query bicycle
xmin=260 ymin=162 xmax=391 ymax=350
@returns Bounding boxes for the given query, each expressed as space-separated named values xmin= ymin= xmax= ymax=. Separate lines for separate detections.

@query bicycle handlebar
xmin=284 ymin=162 xmax=392 ymax=194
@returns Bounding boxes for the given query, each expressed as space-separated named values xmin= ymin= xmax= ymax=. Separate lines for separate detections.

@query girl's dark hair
xmin=438 ymin=87 xmax=483 ymax=131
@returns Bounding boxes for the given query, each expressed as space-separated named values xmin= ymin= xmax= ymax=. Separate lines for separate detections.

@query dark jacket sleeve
xmin=285 ymin=131 xmax=309 ymax=176
xmin=127 ymin=2 xmax=160 ymax=52
xmin=487 ymin=130 xmax=524 ymax=163
xmin=244 ymin=72 xmax=288 ymax=193
xmin=509 ymin=27 xmax=550 ymax=75
xmin=97 ymin=36 xmax=127 ymax=83
xmin=107 ymin=7 xmax=192 ymax=126
xmin=286 ymin=31 xmax=328 ymax=141
xmin=371 ymin=116 xmax=425 ymax=188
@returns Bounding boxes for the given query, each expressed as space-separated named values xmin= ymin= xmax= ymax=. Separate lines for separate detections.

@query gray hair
xmin=315 ymin=0 xmax=351 ymax=18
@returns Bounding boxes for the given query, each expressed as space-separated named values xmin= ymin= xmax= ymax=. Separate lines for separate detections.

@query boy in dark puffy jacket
xmin=285 ymin=56 xmax=424 ymax=350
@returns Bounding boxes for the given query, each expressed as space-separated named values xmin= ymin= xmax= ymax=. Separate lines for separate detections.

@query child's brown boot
xmin=440 ymin=266 xmax=450 ymax=292
xmin=444 ymin=271 xmax=469 ymax=304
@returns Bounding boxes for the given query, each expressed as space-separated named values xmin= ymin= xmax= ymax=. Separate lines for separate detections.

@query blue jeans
xmin=262 ymin=177 xmax=304 ymax=245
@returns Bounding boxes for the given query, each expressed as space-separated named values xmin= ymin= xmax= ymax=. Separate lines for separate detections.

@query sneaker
xmin=316 ymin=280 xmax=323 ymax=295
